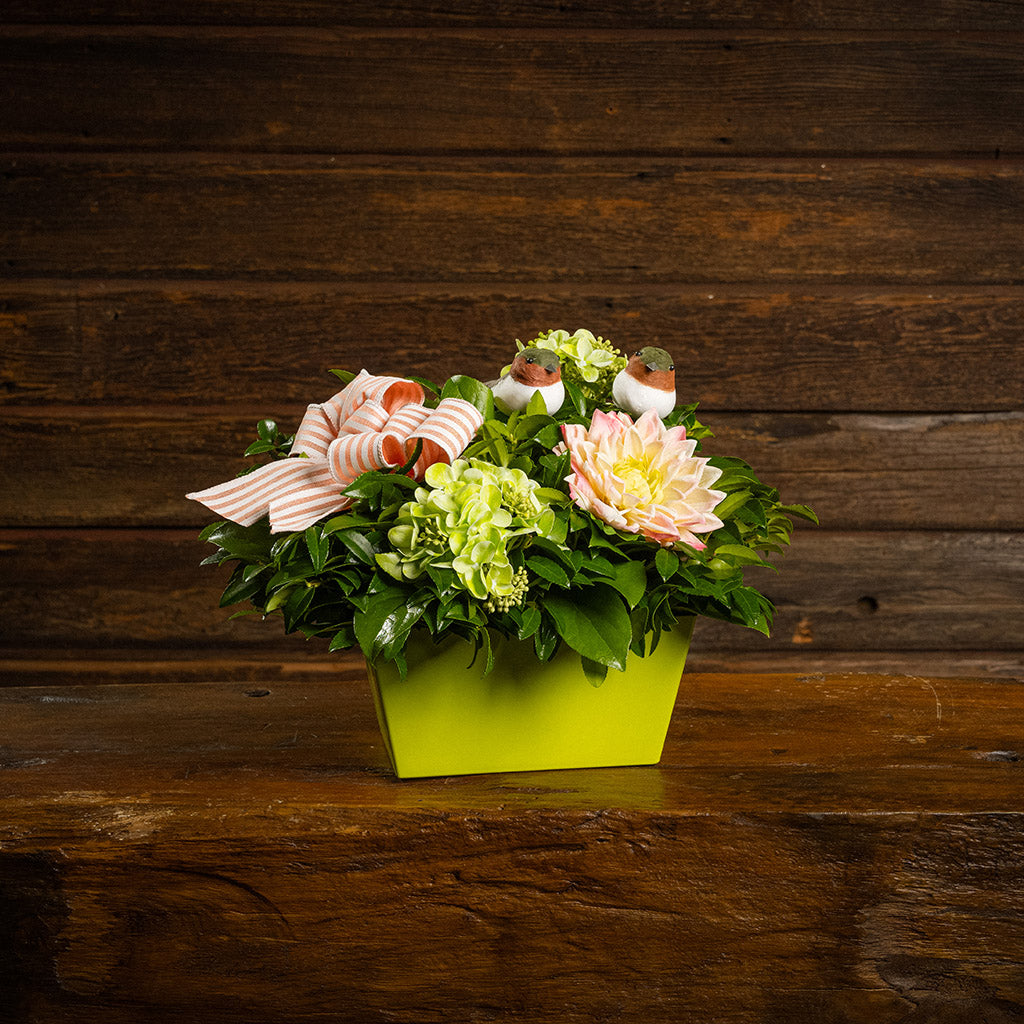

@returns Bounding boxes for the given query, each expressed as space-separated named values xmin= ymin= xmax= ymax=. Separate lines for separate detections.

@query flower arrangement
xmin=189 ymin=328 xmax=815 ymax=685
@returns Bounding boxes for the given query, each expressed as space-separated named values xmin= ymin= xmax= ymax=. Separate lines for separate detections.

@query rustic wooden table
xmin=2 ymin=669 xmax=1023 ymax=1023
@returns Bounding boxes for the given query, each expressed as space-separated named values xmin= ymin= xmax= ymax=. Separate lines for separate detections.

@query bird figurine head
xmin=612 ymin=346 xmax=677 ymax=419
xmin=490 ymin=347 xmax=565 ymax=414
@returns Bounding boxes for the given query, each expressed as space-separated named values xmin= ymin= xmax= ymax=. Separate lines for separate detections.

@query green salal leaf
xmin=283 ymin=586 xmax=316 ymax=632
xmin=333 ymin=529 xmax=376 ymax=565
xmin=529 ymin=536 xmax=576 ymax=568
xmin=581 ymin=555 xmax=615 ymax=578
xmin=525 ymin=389 xmax=548 ymax=416
xmin=479 ymin=628 xmax=496 ymax=676
xmin=328 ymin=624 xmax=357 ymax=651
xmin=778 ymin=503 xmax=820 ymax=524
xmin=244 ymin=439 xmax=276 ymax=457
xmin=562 ymin=378 xmax=587 ymax=417
xmin=405 ymin=374 xmax=440 ymax=398
xmin=204 ymin=518 xmax=273 ymax=561
xmin=512 ymin=413 xmax=554 ymax=441
xmin=304 ymin=527 xmax=329 ymax=572
xmin=533 ymin=486 xmax=568 ymax=505
xmin=604 ymin=560 xmax=647 ymax=609
xmin=712 ymin=490 xmax=753 ymax=522
xmin=655 ymin=547 xmax=679 ymax=581
xmin=712 ymin=544 xmax=773 ymax=567
xmin=198 ymin=521 xmax=222 ymax=543
xmin=580 ymin=656 xmax=609 ymax=688
xmin=219 ymin=565 xmax=267 ymax=608
xmin=535 ymin=423 xmax=564 ymax=450
xmin=353 ymin=589 xmax=412 ymax=660
xmin=543 ymin=585 xmax=631 ymax=671
xmin=322 ymin=512 xmax=374 ymax=533
xmin=534 ymin=617 xmax=559 ymax=662
xmin=515 ymin=604 xmax=542 ymax=640
xmin=731 ymin=587 xmax=771 ymax=634
xmin=329 ymin=368 xmax=358 ymax=386
xmin=441 ymin=374 xmax=495 ymax=419
xmin=526 ymin=555 xmax=572 ymax=588
xmin=264 ymin=586 xmax=294 ymax=613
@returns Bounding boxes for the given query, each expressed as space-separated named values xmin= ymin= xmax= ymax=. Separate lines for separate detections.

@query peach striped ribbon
xmin=187 ymin=371 xmax=483 ymax=534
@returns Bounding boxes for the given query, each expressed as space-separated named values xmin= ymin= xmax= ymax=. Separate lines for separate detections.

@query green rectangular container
xmin=366 ymin=618 xmax=694 ymax=778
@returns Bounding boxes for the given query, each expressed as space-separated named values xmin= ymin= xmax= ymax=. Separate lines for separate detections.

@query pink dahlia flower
xmin=560 ymin=409 xmax=727 ymax=549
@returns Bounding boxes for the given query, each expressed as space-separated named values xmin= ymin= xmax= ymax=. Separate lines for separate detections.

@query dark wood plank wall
xmin=2 ymin=1 xmax=1023 ymax=680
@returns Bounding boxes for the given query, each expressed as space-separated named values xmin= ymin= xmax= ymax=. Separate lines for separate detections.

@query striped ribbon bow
xmin=187 ymin=370 xmax=484 ymax=534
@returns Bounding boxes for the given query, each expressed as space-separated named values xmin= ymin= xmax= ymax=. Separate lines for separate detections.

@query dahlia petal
xmin=589 ymin=409 xmax=627 ymax=441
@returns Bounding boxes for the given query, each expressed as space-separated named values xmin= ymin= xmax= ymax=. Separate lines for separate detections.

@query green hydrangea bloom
xmin=377 ymin=459 xmax=558 ymax=605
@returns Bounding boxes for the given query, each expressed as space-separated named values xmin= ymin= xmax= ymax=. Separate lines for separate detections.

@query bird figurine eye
xmin=668 ymin=363 xmax=675 ymax=371
xmin=634 ymin=350 xmax=642 ymax=356
xmin=525 ymin=357 xmax=534 ymax=364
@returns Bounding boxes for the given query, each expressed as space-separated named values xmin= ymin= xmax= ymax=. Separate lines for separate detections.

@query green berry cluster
xmin=484 ymin=567 xmax=529 ymax=614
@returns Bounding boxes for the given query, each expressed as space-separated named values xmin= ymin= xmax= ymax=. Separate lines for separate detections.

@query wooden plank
xmin=1 ymin=672 xmax=1023 ymax=1021
xmin=5 ymin=1 xmax=1024 ymax=30
xmin=3 ymin=30 xmax=1024 ymax=155
xmin=1 ymin=648 xmax=1022 ymax=687
xmin=0 ymin=528 xmax=1021 ymax=653
xmin=5 ymin=156 xmax=1024 ymax=283
xmin=4 ymin=282 xmax=1024 ymax=412
xmin=3 ymin=408 xmax=1021 ymax=530
xmin=3 ymin=672 xmax=1022 ymax=812
xmin=702 ymin=411 xmax=1024 ymax=531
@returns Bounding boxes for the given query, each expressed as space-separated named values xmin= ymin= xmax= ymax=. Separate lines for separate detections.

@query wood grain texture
xmin=4 ymin=282 xmax=1024 ymax=412
xmin=1 ymin=672 xmax=1023 ymax=1022
xmin=0 ymin=529 xmax=1020 ymax=654
xmin=3 ymin=30 xmax=1023 ymax=155
xmin=2 ymin=648 xmax=1022 ymax=686
xmin=4 ymin=1 xmax=1024 ymax=30
xmin=5 ymin=156 xmax=1024 ymax=284
xmin=3 ymin=407 xmax=1022 ymax=530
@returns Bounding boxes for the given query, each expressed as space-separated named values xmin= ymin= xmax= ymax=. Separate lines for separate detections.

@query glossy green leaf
xmin=580 ymin=656 xmax=609 ymax=688
xmin=353 ymin=589 xmax=409 ymax=660
xmin=334 ymin=529 xmax=376 ymax=565
xmin=655 ymin=547 xmax=679 ymax=581
xmin=204 ymin=518 xmax=273 ymax=561
xmin=525 ymin=389 xmax=548 ymax=416
xmin=562 ymin=378 xmax=587 ymax=417
xmin=304 ymin=527 xmax=329 ymax=572
xmin=219 ymin=565 xmax=267 ymax=608
xmin=441 ymin=374 xmax=495 ymax=419
xmin=543 ymin=586 xmax=631 ymax=670
xmin=526 ymin=555 xmax=571 ymax=588
xmin=712 ymin=544 xmax=772 ymax=567
xmin=712 ymin=489 xmax=752 ymax=522
xmin=603 ymin=560 xmax=647 ymax=609
xmin=516 ymin=604 xmax=542 ymax=640
xmin=779 ymin=503 xmax=820 ymax=524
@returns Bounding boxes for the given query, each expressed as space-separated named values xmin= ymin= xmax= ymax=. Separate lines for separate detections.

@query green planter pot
xmin=366 ymin=617 xmax=695 ymax=778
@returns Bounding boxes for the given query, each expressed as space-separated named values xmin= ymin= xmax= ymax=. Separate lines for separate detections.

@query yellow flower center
xmin=615 ymin=454 xmax=662 ymax=507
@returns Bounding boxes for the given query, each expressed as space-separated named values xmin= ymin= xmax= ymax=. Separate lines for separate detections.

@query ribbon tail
xmin=187 ymin=460 xmax=308 ymax=527
xmin=267 ymin=461 xmax=354 ymax=533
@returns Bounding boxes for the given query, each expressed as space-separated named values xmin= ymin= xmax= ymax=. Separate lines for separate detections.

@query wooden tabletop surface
xmin=3 ymin=670 xmax=1023 ymax=1023
xmin=3 ymin=670 xmax=1023 ymax=820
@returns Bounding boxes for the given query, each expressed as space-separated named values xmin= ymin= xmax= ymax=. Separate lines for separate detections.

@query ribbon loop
xmin=187 ymin=371 xmax=483 ymax=533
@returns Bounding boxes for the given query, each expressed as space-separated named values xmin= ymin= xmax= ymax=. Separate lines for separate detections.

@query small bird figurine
xmin=489 ymin=347 xmax=565 ymax=414
xmin=612 ymin=346 xmax=677 ymax=419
